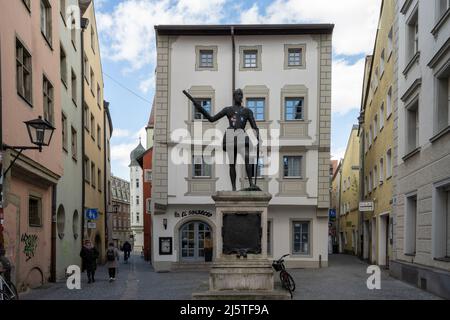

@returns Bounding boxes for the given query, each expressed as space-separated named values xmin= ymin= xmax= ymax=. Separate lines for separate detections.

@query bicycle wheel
xmin=280 ymin=271 xmax=296 ymax=293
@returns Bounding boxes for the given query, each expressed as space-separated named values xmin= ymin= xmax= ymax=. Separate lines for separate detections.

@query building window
xmin=71 ymin=69 xmax=77 ymax=104
xmin=284 ymin=97 xmax=304 ymax=121
xmin=288 ymin=48 xmax=302 ymax=66
xmin=98 ymin=169 xmax=102 ymax=192
xmin=192 ymin=154 xmax=211 ymax=178
xmin=406 ymin=8 xmax=419 ymax=61
xmin=433 ymin=182 xmax=450 ymax=259
xmin=60 ymin=46 xmax=67 ymax=86
xmin=22 ymin=0 xmax=31 ymax=11
xmin=91 ymin=163 xmax=96 ymax=188
xmin=292 ymin=221 xmax=310 ymax=255
xmin=83 ymin=54 xmax=89 ymax=82
xmin=84 ymin=157 xmax=90 ymax=182
xmin=60 ymin=0 xmax=66 ymax=20
xmin=380 ymin=49 xmax=385 ymax=76
xmin=146 ymin=198 xmax=151 ymax=213
xmin=193 ymin=98 xmax=211 ymax=120
xmin=136 ymin=179 xmax=139 ymax=188
xmin=386 ymin=86 xmax=392 ymax=117
xmin=246 ymin=98 xmax=265 ymax=121
xmin=369 ymin=171 xmax=373 ymax=193
xmin=243 ymin=50 xmax=258 ymax=68
xmin=97 ymin=125 xmax=101 ymax=149
xmin=373 ymin=115 xmax=378 ymax=139
xmin=70 ymin=15 xmax=76 ymax=47
xmin=404 ymin=194 xmax=418 ymax=255
xmin=90 ymin=68 xmax=95 ymax=94
xmin=62 ymin=113 xmax=68 ymax=152
xmin=283 ymin=156 xmax=302 ymax=178
xmin=435 ymin=69 xmax=450 ymax=133
xmin=199 ymin=50 xmax=213 ymax=68
xmin=16 ymin=39 xmax=32 ymax=104
xmin=387 ymin=27 xmax=393 ymax=57
xmin=43 ymin=76 xmax=54 ymax=125
xmin=373 ymin=165 xmax=378 ymax=189
xmin=364 ymin=176 xmax=368 ymax=196
xmin=379 ymin=158 xmax=384 ymax=184
xmin=144 ymin=170 xmax=152 ymax=182
xmin=369 ymin=125 xmax=373 ymax=146
xmin=406 ymin=99 xmax=419 ymax=154
xmin=29 ymin=196 xmax=42 ymax=227
xmin=91 ymin=25 xmax=95 ymax=52
xmin=380 ymin=104 xmax=385 ymax=129
xmin=84 ymin=105 xmax=89 ymax=131
xmin=40 ymin=0 xmax=52 ymax=44
xmin=438 ymin=0 xmax=450 ymax=19
xmin=386 ymin=149 xmax=392 ymax=178
xmin=136 ymin=196 xmax=139 ymax=205
xmin=71 ymin=127 xmax=77 ymax=160
xmin=97 ymin=84 xmax=101 ymax=107
xmin=90 ymin=113 xmax=95 ymax=140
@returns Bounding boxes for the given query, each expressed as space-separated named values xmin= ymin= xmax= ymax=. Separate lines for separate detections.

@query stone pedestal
xmin=192 ymin=191 xmax=290 ymax=300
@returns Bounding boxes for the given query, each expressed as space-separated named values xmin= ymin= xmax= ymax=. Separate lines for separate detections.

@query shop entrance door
xmin=180 ymin=221 xmax=211 ymax=262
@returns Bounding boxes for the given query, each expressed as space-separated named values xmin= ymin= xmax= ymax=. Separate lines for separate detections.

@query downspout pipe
xmin=0 ymin=38 xmax=4 ymax=249
xmin=231 ymin=26 xmax=235 ymax=95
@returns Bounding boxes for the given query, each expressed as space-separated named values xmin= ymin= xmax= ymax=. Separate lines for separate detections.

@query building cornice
xmin=155 ymin=24 xmax=334 ymax=36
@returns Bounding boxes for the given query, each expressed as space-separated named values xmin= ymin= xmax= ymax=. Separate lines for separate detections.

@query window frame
xmin=195 ymin=46 xmax=218 ymax=71
xmin=43 ymin=75 xmax=55 ymax=125
xmin=283 ymin=155 xmax=303 ymax=179
xmin=40 ymin=0 xmax=53 ymax=46
xmin=284 ymin=44 xmax=306 ymax=70
xmin=28 ymin=195 xmax=43 ymax=227
xmin=291 ymin=220 xmax=311 ymax=256
xmin=16 ymin=38 xmax=33 ymax=106
xmin=239 ymin=45 xmax=262 ymax=71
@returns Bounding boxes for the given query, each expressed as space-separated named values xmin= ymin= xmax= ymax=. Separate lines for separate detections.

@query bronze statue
xmin=183 ymin=89 xmax=261 ymax=191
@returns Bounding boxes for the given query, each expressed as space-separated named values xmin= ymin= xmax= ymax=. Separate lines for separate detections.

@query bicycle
xmin=0 ymin=272 xmax=19 ymax=301
xmin=272 ymin=254 xmax=296 ymax=299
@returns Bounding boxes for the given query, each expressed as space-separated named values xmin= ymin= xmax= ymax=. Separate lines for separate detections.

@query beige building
xmin=360 ymin=0 xmax=396 ymax=267
xmin=80 ymin=0 xmax=107 ymax=259
xmin=337 ymin=126 xmax=360 ymax=255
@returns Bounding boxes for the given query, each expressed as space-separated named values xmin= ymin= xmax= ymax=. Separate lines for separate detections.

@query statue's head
xmin=233 ymin=89 xmax=243 ymax=105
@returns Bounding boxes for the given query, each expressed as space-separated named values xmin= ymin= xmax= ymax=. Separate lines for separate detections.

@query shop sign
xmin=359 ymin=201 xmax=374 ymax=212
xmin=87 ymin=222 xmax=97 ymax=229
xmin=174 ymin=210 xmax=212 ymax=218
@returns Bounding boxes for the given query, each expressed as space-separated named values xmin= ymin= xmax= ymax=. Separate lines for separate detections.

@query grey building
xmin=111 ymin=175 xmax=131 ymax=249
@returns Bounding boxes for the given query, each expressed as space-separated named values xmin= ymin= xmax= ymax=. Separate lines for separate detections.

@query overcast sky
xmin=95 ymin=0 xmax=382 ymax=180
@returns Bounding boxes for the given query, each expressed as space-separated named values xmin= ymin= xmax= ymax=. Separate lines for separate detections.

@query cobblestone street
xmin=20 ymin=254 xmax=440 ymax=300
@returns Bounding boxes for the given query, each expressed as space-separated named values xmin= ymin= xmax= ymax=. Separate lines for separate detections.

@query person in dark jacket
xmin=122 ymin=241 xmax=132 ymax=263
xmin=80 ymin=240 xmax=99 ymax=283
xmin=0 ymin=247 xmax=12 ymax=284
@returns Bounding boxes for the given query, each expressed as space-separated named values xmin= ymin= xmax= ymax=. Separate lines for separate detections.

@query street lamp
xmin=2 ymin=116 xmax=55 ymax=176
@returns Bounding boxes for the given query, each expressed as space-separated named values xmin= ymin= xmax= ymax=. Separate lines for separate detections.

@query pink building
xmin=0 ymin=0 xmax=62 ymax=290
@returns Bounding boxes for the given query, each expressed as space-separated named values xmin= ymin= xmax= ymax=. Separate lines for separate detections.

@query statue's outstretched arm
xmin=183 ymin=90 xmax=227 ymax=123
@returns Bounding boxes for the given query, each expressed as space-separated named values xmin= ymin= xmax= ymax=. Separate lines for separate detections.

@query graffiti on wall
xmin=21 ymin=233 xmax=38 ymax=261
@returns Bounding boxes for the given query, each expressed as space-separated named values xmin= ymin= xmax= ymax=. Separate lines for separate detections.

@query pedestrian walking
xmin=122 ymin=241 xmax=132 ymax=264
xmin=80 ymin=240 xmax=99 ymax=284
xmin=106 ymin=243 xmax=120 ymax=282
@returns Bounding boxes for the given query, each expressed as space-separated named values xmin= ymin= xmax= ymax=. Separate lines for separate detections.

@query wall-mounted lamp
xmin=163 ymin=219 xmax=168 ymax=230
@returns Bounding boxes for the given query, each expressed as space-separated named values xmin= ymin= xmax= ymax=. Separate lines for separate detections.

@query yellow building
xmin=337 ymin=126 xmax=360 ymax=255
xmin=80 ymin=0 xmax=106 ymax=259
xmin=360 ymin=0 xmax=395 ymax=267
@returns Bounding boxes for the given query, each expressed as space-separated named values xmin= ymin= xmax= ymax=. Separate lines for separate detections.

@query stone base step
xmin=192 ymin=289 xmax=291 ymax=300
xmin=172 ymin=263 xmax=212 ymax=272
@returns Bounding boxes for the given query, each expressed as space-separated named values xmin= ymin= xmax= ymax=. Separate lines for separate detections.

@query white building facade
xmin=55 ymin=0 xmax=83 ymax=280
xmin=151 ymin=24 xmax=333 ymax=272
xmin=129 ymin=142 xmax=145 ymax=252
xmin=392 ymin=0 xmax=450 ymax=298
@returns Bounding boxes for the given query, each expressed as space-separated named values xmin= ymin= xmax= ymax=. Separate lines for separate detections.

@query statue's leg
xmin=245 ymin=136 xmax=255 ymax=187
xmin=229 ymin=141 xmax=238 ymax=191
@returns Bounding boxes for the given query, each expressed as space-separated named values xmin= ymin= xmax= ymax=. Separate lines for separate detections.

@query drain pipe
xmin=231 ymin=26 xmax=235 ymax=94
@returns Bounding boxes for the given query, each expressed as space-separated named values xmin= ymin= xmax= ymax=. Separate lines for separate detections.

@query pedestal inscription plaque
xmin=222 ymin=213 xmax=261 ymax=255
